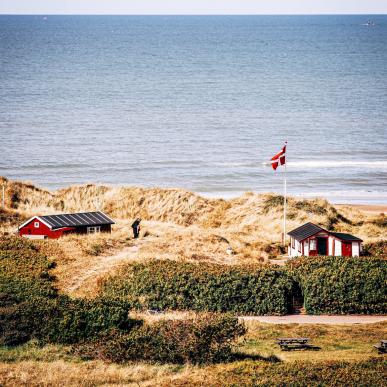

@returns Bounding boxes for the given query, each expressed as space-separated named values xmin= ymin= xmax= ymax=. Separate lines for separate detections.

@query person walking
xmin=131 ymin=218 xmax=141 ymax=239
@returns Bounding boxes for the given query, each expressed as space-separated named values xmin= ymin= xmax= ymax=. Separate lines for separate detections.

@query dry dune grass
xmin=1 ymin=177 xmax=386 ymax=296
xmin=2 ymin=176 xmax=385 ymax=241
xmin=0 ymin=360 xmax=180 ymax=387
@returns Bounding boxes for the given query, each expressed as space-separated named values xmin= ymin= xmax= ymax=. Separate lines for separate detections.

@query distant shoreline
xmin=337 ymin=204 xmax=387 ymax=215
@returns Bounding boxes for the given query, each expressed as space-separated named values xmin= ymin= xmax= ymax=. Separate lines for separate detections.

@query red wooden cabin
xmin=19 ymin=211 xmax=115 ymax=239
xmin=288 ymin=222 xmax=362 ymax=258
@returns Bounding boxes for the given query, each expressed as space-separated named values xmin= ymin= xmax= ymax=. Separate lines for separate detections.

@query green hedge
xmin=287 ymin=256 xmax=387 ymax=314
xmin=0 ymin=236 xmax=57 ymax=305
xmin=0 ymin=296 xmax=138 ymax=346
xmin=101 ymin=260 xmax=295 ymax=315
xmin=0 ymin=236 xmax=138 ymax=346
xmin=77 ymin=313 xmax=246 ymax=364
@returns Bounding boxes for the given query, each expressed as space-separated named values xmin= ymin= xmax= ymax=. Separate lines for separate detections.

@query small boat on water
xmin=362 ymin=20 xmax=375 ymax=27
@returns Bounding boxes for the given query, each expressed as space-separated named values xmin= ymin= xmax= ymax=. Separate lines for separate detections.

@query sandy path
xmin=66 ymin=244 xmax=141 ymax=294
xmin=241 ymin=315 xmax=387 ymax=325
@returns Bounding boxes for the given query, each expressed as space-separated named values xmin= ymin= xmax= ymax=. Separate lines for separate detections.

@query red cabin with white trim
xmin=19 ymin=211 xmax=115 ymax=239
xmin=288 ymin=222 xmax=362 ymax=258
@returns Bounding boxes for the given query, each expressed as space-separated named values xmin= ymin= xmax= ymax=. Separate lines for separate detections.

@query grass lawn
xmin=0 ymin=322 xmax=385 ymax=386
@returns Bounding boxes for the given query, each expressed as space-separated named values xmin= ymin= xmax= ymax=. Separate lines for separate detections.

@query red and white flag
xmin=270 ymin=142 xmax=287 ymax=170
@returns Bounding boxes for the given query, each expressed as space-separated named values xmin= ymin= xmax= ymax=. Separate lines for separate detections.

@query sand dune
xmin=1 ymin=177 xmax=386 ymax=296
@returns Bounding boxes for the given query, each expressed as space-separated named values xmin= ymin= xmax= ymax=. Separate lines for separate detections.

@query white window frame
xmin=87 ymin=226 xmax=101 ymax=234
xmin=34 ymin=222 xmax=40 ymax=228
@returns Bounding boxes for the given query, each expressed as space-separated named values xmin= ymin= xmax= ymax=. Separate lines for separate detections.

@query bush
xmin=287 ymin=256 xmax=387 ymax=314
xmin=363 ymin=240 xmax=387 ymax=258
xmin=100 ymin=260 xmax=295 ymax=315
xmin=78 ymin=313 xmax=246 ymax=364
xmin=0 ymin=236 xmax=57 ymax=305
xmin=0 ymin=296 xmax=138 ymax=346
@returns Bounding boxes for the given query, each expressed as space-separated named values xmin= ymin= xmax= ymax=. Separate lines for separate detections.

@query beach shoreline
xmin=336 ymin=203 xmax=387 ymax=215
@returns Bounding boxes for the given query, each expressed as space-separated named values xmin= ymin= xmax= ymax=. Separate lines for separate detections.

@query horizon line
xmin=0 ymin=13 xmax=386 ymax=16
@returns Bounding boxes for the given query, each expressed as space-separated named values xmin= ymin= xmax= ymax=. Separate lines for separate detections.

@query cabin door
xmin=342 ymin=242 xmax=352 ymax=257
xmin=317 ymin=237 xmax=327 ymax=255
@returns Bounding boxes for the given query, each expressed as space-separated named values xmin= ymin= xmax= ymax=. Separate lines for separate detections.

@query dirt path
xmin=241 ymin=315 xmax=387 ymax=324
xmin=66 ymin=244 xmax=141 ymax=295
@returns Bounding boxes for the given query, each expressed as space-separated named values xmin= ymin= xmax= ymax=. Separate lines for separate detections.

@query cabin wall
xmin=19 ymin=218 xmax=62 ymax=239
xmin=288 ymin=237 xmax=303 ymax=257
xmin=303 ymin=240 xmax=309 ymax=256
xmin=328 ymin=236 xmax=334 ymax=255
xmin=334 ymin=239 xmax=342 ymax=256
xmin=72 ymin=224 xmax=112 ymax=234
xmin=352 ymin=242 xmax=360 ymax=257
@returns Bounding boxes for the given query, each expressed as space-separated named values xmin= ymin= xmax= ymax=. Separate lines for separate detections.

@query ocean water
xmin=0 ymin=15 xmax=386 ymax=203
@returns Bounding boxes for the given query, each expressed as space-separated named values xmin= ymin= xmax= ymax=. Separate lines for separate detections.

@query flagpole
xmin=283 ymin=161 xmax=287 ymax=245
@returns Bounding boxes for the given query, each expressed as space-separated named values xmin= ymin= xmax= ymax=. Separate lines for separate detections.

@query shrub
xmin=78 ymin=313 xmax=246 ymax=364
xmin=101 ymin=260 xmax=295 ymax=315
xmin=262 ymin=195 xmax=284 ymax=213
xmin=362 ymin=240 xmax=387 ymax=258
xmin=0 ymin=296 xmax=138 ymax=346
xmin=287 ymin=256 xmax=387 ymax=314
xmin=0 ymin=236 xmax=57 ymax=305
xmin=0 ymin=303 xmax=35 ymax=346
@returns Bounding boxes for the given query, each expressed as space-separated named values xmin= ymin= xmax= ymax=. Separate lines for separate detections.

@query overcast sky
xmin=1 ymin=0 xmax=387 ymax=15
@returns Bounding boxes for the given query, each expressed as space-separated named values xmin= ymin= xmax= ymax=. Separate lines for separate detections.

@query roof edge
xmin=18 ymin=216 xmax=53 ymax=230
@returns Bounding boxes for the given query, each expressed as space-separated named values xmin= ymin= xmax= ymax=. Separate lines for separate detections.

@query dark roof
xmin=288 ymin=222 xmax=363 ymax=242
xmin=330 ymin=232 xmax=363 ymax=242
xmin=39 ymin=211 xmax=114 ymax=230
xmin=288 ymin=222 xmax=325 ymax=241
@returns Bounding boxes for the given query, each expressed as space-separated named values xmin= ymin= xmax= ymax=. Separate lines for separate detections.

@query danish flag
xmin=270 ymin=142 xmax=287 ymax=170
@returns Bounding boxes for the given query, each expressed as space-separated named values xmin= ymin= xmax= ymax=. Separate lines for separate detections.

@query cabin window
xmin=34 ymin=222 xmax=40 ymax=228
xmin=310 ymin=239 xmax=316 ymax=250
xmin=291 ymin=238 xmax=295 ymax=249
xmin=87 ymin=226 xmax=101 ymax=234
xmin=298 ymin=241 xmax=302 ymax=252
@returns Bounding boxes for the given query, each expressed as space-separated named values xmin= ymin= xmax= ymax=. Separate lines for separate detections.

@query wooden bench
xmin=276 ymin=337 xmax=318 ymax=351
xmin=373 ymin=340 xmax=387 ymax=354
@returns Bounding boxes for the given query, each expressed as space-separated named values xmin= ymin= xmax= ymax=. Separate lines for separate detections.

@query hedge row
xmin=0 ymin=297 xmax=136 ymax=346
xmin=101 ymin=256 xmax=387 ymax=316
xmin=101 ymin=260 xmax=295 ymax=315
xmin=287 ymin=256 xmax=387 ymax=314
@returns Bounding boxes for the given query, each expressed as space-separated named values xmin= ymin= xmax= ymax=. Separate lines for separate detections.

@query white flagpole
xmin=283 ymin=161 xmax=287 ymax=245
xmin=282 ymin=142 xmax=287 ymax=246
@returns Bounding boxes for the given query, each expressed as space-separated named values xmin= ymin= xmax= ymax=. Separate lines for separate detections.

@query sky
xmin=1 ymin=0 xmax=387 ymax=15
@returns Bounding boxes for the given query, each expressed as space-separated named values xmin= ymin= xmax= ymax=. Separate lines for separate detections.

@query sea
xmin=0 ymin=15 xmax=386 ymax=203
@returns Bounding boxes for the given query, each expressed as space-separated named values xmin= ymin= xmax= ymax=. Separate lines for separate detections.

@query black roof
xmin=288 ymin=222 xmax=325 ymax=241
xmin=39 ymin=211 xmax=114 ymax=230
xmin=330 ymin=232 xmax=363 ymax=242
xmin=288 ymin=222 xmax=362 ymax=242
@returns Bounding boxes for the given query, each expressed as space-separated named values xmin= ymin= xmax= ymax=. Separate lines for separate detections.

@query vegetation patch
xmin=100 ymin=260 xmax=295 ymax=315
xmin=77 ymin=313 xmax=246 ymax=364
xmin=0 ymin=236 xmax=246 ymax=365
xmin=363 ymin=240 xmax=387 ymax=258
xmin=165 ymin=358 xmax=387 ymax=386
xmin=287 ymin=256 xmax=387 ymax=314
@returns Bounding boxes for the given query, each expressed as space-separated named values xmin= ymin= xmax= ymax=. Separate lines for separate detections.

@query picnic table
xmin=276 ymin=337 xmax=317 ymax=351
xmin=373 ymin=340 xmax=387 ymax=354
